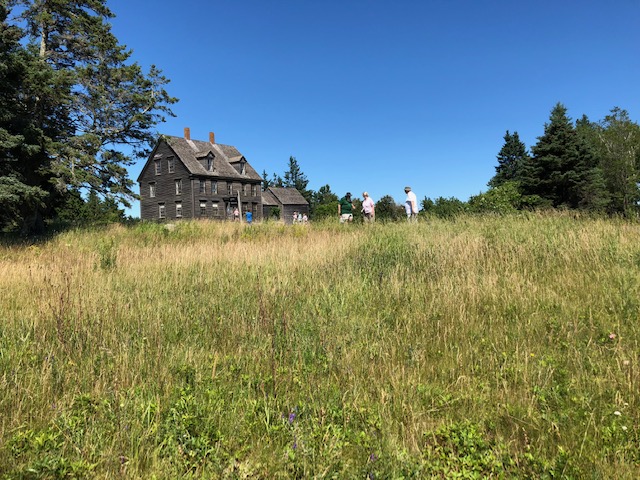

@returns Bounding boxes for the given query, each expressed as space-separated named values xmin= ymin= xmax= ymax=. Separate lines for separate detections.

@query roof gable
xmin=140 ymin=135 xmax=263 ymax=182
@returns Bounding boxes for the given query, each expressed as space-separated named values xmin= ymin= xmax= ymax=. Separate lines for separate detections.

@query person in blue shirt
xmin=245 ymin=211 xmax=253 ymax=224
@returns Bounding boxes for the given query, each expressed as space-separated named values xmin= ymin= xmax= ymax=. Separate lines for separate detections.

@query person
xmin=361 ymin=192 xmax=375 ymax=223
xmin=297 ymin=212 xmax=303 ymax=223
xmin=338 ymin=192 xmax=354 ymax=223
xmin=245 ymin=210 xmax=253 ymax=224
xmin=302 ymin=213 xmax=308 ymax=223
xmin=404 ymin=186 xmax=418 ymax=222
xmin=292 ymin=211 xmax=298 ymax=224
xmin=233 ymin=207 xmax=240 ymax=221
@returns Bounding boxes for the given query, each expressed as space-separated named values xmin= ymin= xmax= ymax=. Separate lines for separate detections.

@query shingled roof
xmin=150 ymin=135 xmax=262 ymax=182
xmin=267 ymin=187 xmax=309 ymax=205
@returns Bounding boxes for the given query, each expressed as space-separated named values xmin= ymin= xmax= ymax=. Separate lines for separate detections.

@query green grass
xmin=0 ymin=214 xmax=638 ymax=478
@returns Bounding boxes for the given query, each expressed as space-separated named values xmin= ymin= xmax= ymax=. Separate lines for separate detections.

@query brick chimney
xmin=209 ymin=131 xmax=215 ymax=144
xmin=184 ymin=127 xmax=190 ymax=140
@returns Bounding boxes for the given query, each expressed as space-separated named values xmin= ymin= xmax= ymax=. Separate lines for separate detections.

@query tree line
xmin=0 ymin=0 xmax=176 ymax=234
xmin=272 ymin=103 xmax=640 ymax=221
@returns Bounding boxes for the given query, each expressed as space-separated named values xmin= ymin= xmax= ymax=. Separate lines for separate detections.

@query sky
xmin=105 ymin=0 xmax=640 ymax=217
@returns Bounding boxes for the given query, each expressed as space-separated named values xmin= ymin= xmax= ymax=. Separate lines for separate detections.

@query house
xmin=262 ymin=187 xmax=309 ymax=224
xmin=137 ymin=128 xmax=263 ymax=221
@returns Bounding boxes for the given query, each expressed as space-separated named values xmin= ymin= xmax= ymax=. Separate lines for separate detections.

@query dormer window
xmin=207 ymin=157 xmax=213 ymax=171
xmin=240 ymin=159 xmax=246 ymax=175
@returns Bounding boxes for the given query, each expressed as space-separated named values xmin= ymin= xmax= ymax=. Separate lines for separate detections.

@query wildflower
xmin=623 ymin=360 xmax=630 ymax=366
xmin=369 ymin=453 xmax=377 ymax=462
xmin=288 ymin=412 xmax=296 ymax=424
xmin=614 ymin=411 xmax=621 ymax=416
xmin=609 ymin=333 xmax=616 ymax=340
xmin=621 ymin=426 xmax=627 ymax=431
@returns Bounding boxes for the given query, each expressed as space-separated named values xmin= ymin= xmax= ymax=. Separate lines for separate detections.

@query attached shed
xmin=262 ymin=187 xmax=309 ymax=224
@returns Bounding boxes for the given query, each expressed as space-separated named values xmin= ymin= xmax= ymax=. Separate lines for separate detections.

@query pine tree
xmin=489 ymin=131 xmax=529 ymax=188
xmin=3 ymin=0 xmax=176 ymax=232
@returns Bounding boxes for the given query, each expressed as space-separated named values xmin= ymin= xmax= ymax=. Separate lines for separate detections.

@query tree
xmin=375 ymin=195 xmax=400 ymax=221
xmin=261 ymin=169 xmax=271 ymax=191
xmin=593 ymin=108 xmax=640 ymax=214
xmin=310 ymin=184 xmax=338 ymax=218
xmin=283 ymin=156 xmax=312 ymax=204
xmin=489 ymin=131 xmax=529 ymax=188
xmin=521 ymin=103 xmax=607 ymax=210
xmin=0 ymin=2 xmax=50 ymax=232
xmin=1 ymin=0 xmax=177 ymax=233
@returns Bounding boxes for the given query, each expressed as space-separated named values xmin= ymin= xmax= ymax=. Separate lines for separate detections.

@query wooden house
xmin=262 ymin=187 xmax=309 ymax=224
xmin=137 ymin=128 xmax=263 ymax=221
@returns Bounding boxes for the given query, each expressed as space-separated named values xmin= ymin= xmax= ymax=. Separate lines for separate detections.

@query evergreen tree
xmin=2 ymin=0 xmax=176 ymax=233
xmin=0 ymin=2 xmax=50 ymax=232
xmin=261 ymin=169 xmax=271 ymax=191
xmin=522 ymin=103 xmax=607 ymax=210
xmin=489 ymin=131 xmax=529 ymax=188
xmin=283 ymin=156 xmax=312 ymax=203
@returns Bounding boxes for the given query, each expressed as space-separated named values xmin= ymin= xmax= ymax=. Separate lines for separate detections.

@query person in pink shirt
xmin=361 ymin=192 xmax=375 ymax=223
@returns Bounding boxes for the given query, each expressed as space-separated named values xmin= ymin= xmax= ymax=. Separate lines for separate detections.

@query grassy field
xmin=0 ymin=214 xmax=638 ymax=478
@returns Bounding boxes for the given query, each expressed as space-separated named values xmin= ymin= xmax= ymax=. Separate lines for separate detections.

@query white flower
xmin=614 ymin=411 xmax=622 ymax=416
xmin=621 ymin=426 xmax=628 ymax=431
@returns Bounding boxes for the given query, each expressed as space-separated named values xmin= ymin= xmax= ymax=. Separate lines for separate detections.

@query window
xmin=158 ymin=204 xmax=165 ymax=219
xmin=242 ymin=184 xmax=248 ymax=196
xmin=251 ymin=184 xmax=257 ymax=197
xmin=155 ymin=160 xmax=161 ymax=175
xmin=175 ymin=202 xmax=182 ymax=218
xmin=168 ymin=157 xmax=175 ymax=173
xmin=241 ymin=162 xmax=246 ymax=175
xmin=212 ymin=181 xmax=218 ymax=194
xmin=149 ymin=183 xmax=156 ymax=198
xmin=175 ymin=179 xmax=182 ymax=195
xmin=200 ymin=201 xmax=207 ymax=216
xmin=207 ymin=158 xmax=213 ymax=171
xmin=212 ymin=202 xmax=219 ymax=216
xmin=227 ymin=183 xmax=233 ymax=195
xmin=199 ymin=180 xmax=206 ymax=194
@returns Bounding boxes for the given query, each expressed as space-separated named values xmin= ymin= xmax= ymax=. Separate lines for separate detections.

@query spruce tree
xmin=283 ymin=156 xmax=312 ymax=203
xmin=524 ymin=103 xmax=607 ymax=210
xmin=489 ymin=130 xmax=529 ymax=188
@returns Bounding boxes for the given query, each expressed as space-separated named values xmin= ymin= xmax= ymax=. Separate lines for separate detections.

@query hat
xmin=363 ymin=191 xmax=368 ymax=197
xmin=346 ymin=192 xmax=351 ymax=197
xmin=404 ymin=186 xmax=411 ymax=192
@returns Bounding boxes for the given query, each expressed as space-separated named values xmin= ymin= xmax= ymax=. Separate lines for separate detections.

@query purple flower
xmin=288 ymin=412 xmax=296 ymax=424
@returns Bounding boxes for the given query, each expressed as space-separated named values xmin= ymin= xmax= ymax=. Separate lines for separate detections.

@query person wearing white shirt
xmin=404 ymin=186 xmax=418 ymax=222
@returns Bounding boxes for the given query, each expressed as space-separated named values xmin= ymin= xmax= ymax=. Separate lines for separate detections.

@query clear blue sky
xmin=107 ymin=0 xmax=639 ymax=216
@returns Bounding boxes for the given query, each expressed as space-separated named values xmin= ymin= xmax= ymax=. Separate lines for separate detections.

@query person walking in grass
xmin=361 ymin=191 xmax=375 ymax=223
xmin=338 ymin=192 xmax=354 ymax=223
xmin=404 ymin=186 xmax=418 ymax=222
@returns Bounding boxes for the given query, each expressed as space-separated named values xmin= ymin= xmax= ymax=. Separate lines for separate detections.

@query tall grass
xmin=0 ymin=215 xmax=638 ymax=478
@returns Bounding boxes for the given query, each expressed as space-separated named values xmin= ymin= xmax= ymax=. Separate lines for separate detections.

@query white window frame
xmin=212 ymin=181 xmax=218 ymax=194
xmin=168 ymin=157 xmax=175 ymax=173
xmin=200 ymin=201 xmax=207 ymax=216
xmin=159 ymin=204 xmax=166 ymax=219
xmin=175 ymin=179 xmax=182 ymax=195
xmin=199 ymin=180 xmax=206 ymax=194
xmin=149 ymin=183 xmax=156 ymax=198
xmin=155 ymin=160 xmax=161 ymax=175
xmin=175 ymin=202 xmax=182 ymax=218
